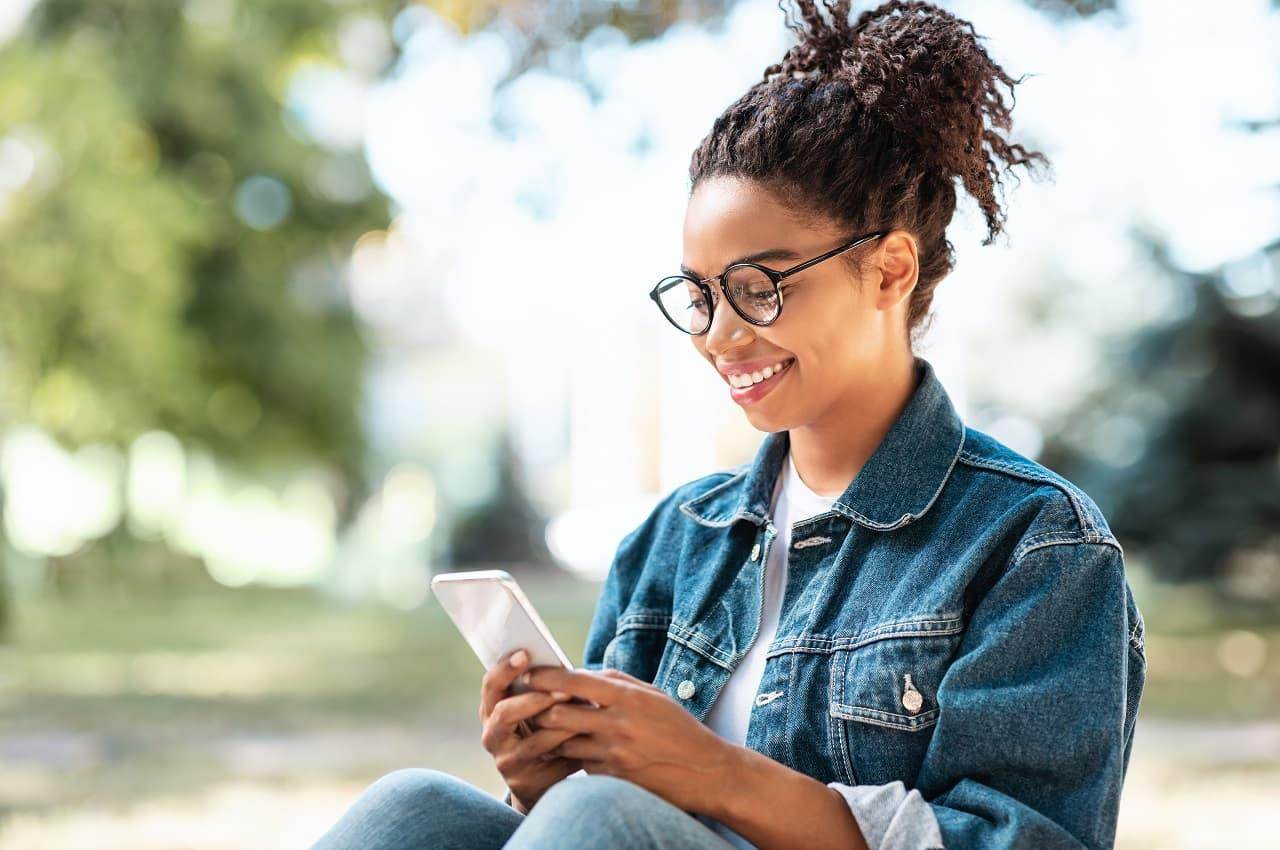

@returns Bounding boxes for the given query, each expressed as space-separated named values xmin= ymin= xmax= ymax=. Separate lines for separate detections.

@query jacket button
xmin=677 ymin=679 xmax=696 ymax=699
xmin=750 ymin=543 xmax=761 ymax=561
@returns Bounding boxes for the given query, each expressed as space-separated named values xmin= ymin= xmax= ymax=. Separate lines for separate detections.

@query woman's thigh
xmin=310 ymin=768 xmax=524 ymax=850
xmin=503 ymin=774 xmax=739 ymax=850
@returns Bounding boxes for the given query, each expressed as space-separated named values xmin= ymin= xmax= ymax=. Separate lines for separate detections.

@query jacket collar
xmin=678 ymin=355 xmax=965 ymax=532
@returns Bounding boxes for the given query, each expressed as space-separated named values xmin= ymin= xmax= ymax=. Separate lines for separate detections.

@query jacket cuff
xmin=826 ymin=780 xmax=945 ymax=850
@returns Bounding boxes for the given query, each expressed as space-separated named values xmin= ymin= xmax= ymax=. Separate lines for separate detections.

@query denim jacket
xmin=578 ymin=355 xmax=1146 ymax=850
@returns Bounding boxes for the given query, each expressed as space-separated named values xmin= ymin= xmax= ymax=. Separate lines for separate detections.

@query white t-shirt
xmin=695 ymin=447 xmax=842 ymax=849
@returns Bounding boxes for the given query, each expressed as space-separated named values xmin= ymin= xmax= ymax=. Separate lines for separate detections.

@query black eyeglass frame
xmin=648 ymin=229 xmax=888 ymax=335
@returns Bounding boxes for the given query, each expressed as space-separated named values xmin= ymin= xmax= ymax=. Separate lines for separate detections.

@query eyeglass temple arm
xmin=776 ymin=231 xmax=887 ymax=280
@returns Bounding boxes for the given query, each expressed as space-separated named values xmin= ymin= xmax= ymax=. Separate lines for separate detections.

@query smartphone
xmin=430 ymin=569 xmax=595 ymax=734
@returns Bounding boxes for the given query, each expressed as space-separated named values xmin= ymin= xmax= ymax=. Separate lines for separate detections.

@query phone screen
xmin=431 ymin=570 xmax=574 ymax=686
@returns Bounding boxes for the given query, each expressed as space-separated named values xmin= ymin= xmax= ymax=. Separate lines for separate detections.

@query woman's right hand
xmin=480 ymin=648 xmax=585 ymax=814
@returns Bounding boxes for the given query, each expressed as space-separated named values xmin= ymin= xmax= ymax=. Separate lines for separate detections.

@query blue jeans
xmin=310 ymin=769 xmax=740 ymax=849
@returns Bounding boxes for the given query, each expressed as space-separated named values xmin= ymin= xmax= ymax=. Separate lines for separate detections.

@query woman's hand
xmin=479 ymin=648 xmax=585 ymax=813
xmin=523 ymin=666 xmax=742 ymax=816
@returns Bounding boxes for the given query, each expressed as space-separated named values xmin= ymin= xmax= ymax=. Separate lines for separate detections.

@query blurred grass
xmin=0 ymin=572 xmax=602 ymax=817
xmin=0 ymin=568 xmax=1277 ymax=848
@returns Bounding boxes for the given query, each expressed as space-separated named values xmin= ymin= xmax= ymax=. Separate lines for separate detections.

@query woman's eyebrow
xmin=680 ymin=246 xmax=802 ymax=279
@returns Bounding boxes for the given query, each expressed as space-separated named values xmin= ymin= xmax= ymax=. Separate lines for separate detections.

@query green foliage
xmin=1040 ymin=235 xmax=1280 ymax=591
xmin=0 ymin=0 xmax=396 ymax=480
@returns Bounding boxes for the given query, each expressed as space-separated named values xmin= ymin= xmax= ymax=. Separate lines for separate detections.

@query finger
xmin=514 ymin=725 xmax=581 ymax=763
xmin=527 ymin=753 xmax=585 ymax=785
xmin=531 ymin=701 xmax=611 ymax=736
xmin=481 ymin=648 xmax=531 ymax=721
xmin=525 ymin=667 xmax=625 ymax=708
xmin=550 ymin=733 xmax=610 ymax=763
xmin=500 ymin=745 xmax=582 ymax=795
xmin=485 ymin=691 xmax=568 ymax=752
xmin=493 ymin=689 xmax=573 ymax=730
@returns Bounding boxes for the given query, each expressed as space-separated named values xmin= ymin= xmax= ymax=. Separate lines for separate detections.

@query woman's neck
xmin=786 ymin=353 xmax=920 ymax=498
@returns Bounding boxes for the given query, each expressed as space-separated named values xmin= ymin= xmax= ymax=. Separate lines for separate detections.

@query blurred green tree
xmin=0 ymin=0 xmax=399 ymax=633
xmin=1040 ymin=233 xmax=1280 ymax=599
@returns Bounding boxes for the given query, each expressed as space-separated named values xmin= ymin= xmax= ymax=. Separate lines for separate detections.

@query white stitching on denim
xmin=677 ymin=469 xmax=748 ymax=525
xmin=794 ymin=535 xmax=833 ymax=549
xmin=754 ymin=689 xmax=784 ymax=707
xmin=957 ymin=449 xmax=1102 ymax=539
xmin=1129 ymin=618 xmax=1145 ymax=653
xmin=829 ymin=649 xmax=857 ymax=785
xmin=831 ymin=705 xmax=941 ymax=731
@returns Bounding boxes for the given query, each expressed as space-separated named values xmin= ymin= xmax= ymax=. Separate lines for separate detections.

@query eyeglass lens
xmin=655 ymin=266 xmax=778 ymax=334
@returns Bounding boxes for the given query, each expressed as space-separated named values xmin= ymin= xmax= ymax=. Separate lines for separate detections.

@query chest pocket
xmin=602 ymin=608 xmax=671 ymax=684
xmin=828 ymin=615 xmax=964 ymax=788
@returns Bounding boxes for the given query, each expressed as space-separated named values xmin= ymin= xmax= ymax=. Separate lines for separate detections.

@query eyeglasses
xmin=649 ymin=229 xmax=887 ymax=335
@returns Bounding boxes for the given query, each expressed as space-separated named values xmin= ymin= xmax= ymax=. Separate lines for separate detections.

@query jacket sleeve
xmin=580 ymin=509 xmax=656 ymax=671
xmin=826 ymin=781 xmax=945 ymax=850
xmin=897 ymin=539 xmax=1146 ymax=850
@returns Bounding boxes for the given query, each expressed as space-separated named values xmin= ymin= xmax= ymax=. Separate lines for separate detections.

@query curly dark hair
xmin=688 ymin=0 xmax=1051 ymax=346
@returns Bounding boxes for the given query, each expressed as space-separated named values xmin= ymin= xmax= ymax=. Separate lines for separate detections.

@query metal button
xmin=750 ymin=543 xmax=761 ymax=561
xmin=901 ymin=674 xmax=923 ymax=714
xmin=677 ymin=679 xmax=696 ymax=699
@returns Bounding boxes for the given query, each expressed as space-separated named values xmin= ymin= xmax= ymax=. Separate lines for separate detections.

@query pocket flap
xmin=830 ymin=634 xmax=958 ymax=732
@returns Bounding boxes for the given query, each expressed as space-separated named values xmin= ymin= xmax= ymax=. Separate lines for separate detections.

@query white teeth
xmin=730 ymin=359 xmax=791 ymax=388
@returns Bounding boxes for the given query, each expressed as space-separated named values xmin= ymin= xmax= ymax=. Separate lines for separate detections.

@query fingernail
xmin=552 ymin=691 xmax=570 ymax=700
xmin=510 ymin=650 xmax=528 ymax=667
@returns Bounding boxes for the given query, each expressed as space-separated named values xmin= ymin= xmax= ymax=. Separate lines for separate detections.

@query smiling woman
xmin=310 ymin=3 xmax=1144 ymax=850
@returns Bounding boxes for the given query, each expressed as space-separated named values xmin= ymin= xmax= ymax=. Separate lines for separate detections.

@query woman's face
xmin=682 ymin=175 xmax=918 ymax=432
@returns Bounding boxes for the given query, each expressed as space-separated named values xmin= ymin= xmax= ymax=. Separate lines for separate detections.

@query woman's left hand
xmin=522 ymin=665 xmax=741 ymax=815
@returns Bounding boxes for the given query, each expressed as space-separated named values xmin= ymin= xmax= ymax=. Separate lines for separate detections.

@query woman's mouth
xmin=727 ymin=358 xmax=795 ymax=405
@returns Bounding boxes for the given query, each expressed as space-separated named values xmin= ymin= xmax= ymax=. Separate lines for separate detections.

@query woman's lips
xmin=728 ymin=358 xmax=794 ymax=405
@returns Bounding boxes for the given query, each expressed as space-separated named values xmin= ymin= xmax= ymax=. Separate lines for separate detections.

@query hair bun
xmin=768 ymin=0 xmax=1050 ymax=241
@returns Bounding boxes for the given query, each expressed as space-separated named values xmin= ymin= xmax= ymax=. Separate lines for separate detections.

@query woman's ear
xmin=874 ymin=230 xmax=920 ymax=308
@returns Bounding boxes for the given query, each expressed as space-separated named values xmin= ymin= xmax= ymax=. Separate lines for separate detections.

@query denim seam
xmin=830 ymin=705 xmax=942 ymax=731
xmin=837 ymin=428 xmax=964 ymax=532
xmin=829 ymin=648 xmax=857 ymax=786
xmin=788 ymin=511 xmax=847 ymax=536
xmin=1014 ymin=535 xmax=1124 ymax=563
xmin=616 ymin=611 xmax=672 ymax=630
xmin=677 ymin=470 xmax=747 ymax=525
xmin=657 ymin=640 xmax=684 ymax=691
xmin=957 ymin=450 xmax=1102 ymax=538
xmin=766 ymin=614 xmax=965 ymax=656
xmin=1128 ymin=616 xmax=1146 ymax=655
xmin=666 ymin=623 xmax=735 ymax=670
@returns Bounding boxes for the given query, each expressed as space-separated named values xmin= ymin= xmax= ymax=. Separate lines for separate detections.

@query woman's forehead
xmin=682 ymin=178 xmax=809 ymax=275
